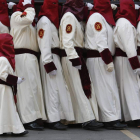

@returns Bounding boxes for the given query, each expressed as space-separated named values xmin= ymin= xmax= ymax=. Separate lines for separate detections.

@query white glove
xmin=75 ymin=65 xmax=82 ymax=70
xmin=106 ymin=62 xmax=114 ymax=72
xmin=86 ymin=3 xmax=94 ymax=10
xmin=17 ymin=77 xmax=25 ymax=84
xmin=22 ymin=0 xmax=31 ymax=6
xmin=7 ymin=2 xmax=16 ymax=9
xmin=135 ymin=4 xmax=140 ymax=10
xmin=134 ymin=68 xmax=140 ymax=75
xmin=111 ymin=4 xmax=117 ymax=10
xmin=49 ymin=70 xmax=57 ymax=76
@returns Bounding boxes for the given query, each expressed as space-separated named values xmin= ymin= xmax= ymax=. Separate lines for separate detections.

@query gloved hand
xmin=49 ymin=70 xmax=57 ymax=76
xmin=7 ymin=2 xmax=16 ymax=9
xmin=134 ymin=68 xmax=140 ymax=75
xmin=22 ymin=0 xmax=31 ymax=6
xmin=111 ymin=4 xmax=117 ymax=10
xmin=106 ymin=62 xmax=114 ymax=72
xmin=17 ymin=77 xmax=25 ymax=84
xmin=75 ymin=65 xmax=82 ymax=70
xmin=86 ymin=3 xmax=94 ymax=10
xmin=135 ymin=4 xmax=140 ymax=10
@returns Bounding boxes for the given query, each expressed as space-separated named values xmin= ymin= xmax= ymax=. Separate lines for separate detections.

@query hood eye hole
xmin=130 ymin=4 xmax=133 ymax=7
xmin=53 ymin=2 xmax=57 ymax=4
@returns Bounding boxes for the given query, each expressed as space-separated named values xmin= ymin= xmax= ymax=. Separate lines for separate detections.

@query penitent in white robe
xmin=37 ymin=16 xmax=75 ymax=123
xmin=0 ymin=57 xmax=25 ymax=134
xmin=10 ymin=7 xmax=47 ymax=124
xmin=85 ymin=13 xmax=121 ymax=122
xmin=59 ymin=12 xmax=99 ymax=123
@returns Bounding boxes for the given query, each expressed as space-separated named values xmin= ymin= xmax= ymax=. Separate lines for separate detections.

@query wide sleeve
xmin=90 ymin=15 xmax=113 ymax=65
xmin=117 ymin=23 xmax=140 ymax=70
xmin=0 ymin=58 xmax=18 ymax=85
xmin=62 ymin=14 xmax=82 ymax=66
xmin=37 ymin=17 xmax=57 ymax=73
xmin=11 ymin=6 xmax=35 ymax=27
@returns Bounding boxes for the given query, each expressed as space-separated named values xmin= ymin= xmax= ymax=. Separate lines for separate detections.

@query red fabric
xmin=6 ymin=74 xmax=18 ymax=85
xmin=70 ymin=57 xmax=82 ymax=67
xmin=129 ymin=56 xmax=140 ymax=70
xmin=89 ymin=0 xmax=115 ymax=26
xmin=38 ymin=0 xmax=59 ymax=29
xmin=61 ymin=0 xmax=85 ymax=22
xmin=115 ymin=0 xmax=137 ymax=27
xmin=0 ymin=34 xmax=15 ymax=71
xmin=44 ymin=62 xmax=57 ymax=73
xmin=115 ymin=48 xmax=127 ymax=57
xmin=0 ymin=0 xmax=10 ymax=27
xmin=100 ymin=49 xmax=113 ymax=65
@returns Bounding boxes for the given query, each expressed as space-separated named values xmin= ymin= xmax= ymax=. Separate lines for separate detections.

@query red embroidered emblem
xmin=38 ymin=29 xmax=44 ymax=38
xmin=94 ymin=22 xmax=102 ymax=31
xmin=21 ymin=12 xmax=27 ymax=17
xmin=66 ymin=24 xmax=72 ymax=33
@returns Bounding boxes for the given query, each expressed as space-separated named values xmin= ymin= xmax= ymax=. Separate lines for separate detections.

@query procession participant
xmin=114 ymin=0 xmax=140 ymax=127
xmin=59 ymin=0 xmax=103 ymax=130
xmin=85 ymin=0 xmax=127 ymax=130
xmin=0 ymin=0 xmax=10 ymax=33
xmin=0 ymin=33 xmax=28 ymax=136
xmin=10 ymin=0 xmax=47 ymax=130
xmin=37 ymin=0 xmax=75 ymax=130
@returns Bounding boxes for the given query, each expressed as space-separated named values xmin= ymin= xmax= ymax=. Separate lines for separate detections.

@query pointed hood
xmin=0 ymin=0 xmax=10 ymax=27
xmin=115 ymin=0 xmax=136 ymax=27
xmin=61 ymin=0 xmax=85 ymax=22
xmin=38 ymin=0 xmax=59 ymax=29
xmin=0 ymin=34 xmax=15 ymax=71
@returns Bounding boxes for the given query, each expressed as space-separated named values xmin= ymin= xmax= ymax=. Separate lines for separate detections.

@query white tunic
xmin=114 ymin=18 xmax=140 ymax=121
xmin=0 ymin=22 xmax=9 ymax=34
xmin=10 ymin=7 xmax=47 ymax=124
xmin=37 ymin=16 xmax=75 ymax=123
xmin=0 ymin=57 xmax=25 ymax=134
xmin=85 ymin=13 xmax=121 ymax=122
xmin=59 ymin=12 xmax=99 ymax=123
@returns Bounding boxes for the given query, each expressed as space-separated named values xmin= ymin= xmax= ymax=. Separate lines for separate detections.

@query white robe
xmin=0 ymin=22 xmax=9 ymax=34
xmin=0 ymin=57 xmax=25 ymax=134
xmin=10 ymin=7 xmax=47 ymax=124
xmin=114 ymin=18 xmax=140 ymax=122
xmin=85 ymin=13 xmax=121 ymax=122
xmin=37 ymin=16 xmax=75 ymax=123
xmin=59 ymin=12 xmax=99 ymax=123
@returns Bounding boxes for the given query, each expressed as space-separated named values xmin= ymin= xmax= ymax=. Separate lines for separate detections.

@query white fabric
xmin=0 ymin=22 xmax=9 ymax=34
xmin=134 ymin=68 xmax=140 ymax=75
xmin=114 ymin=18 xmax=140 ymax=121
xmin=111 ymin=4 xmax=117 ymax=10
xmin=8 ymin=2 xmax=16 ymax=9
xmin=107 ymin=62 xmax=114 ymax=72
xmin=74 ymin=65 xmax=81 ymax=70
xmin=135 ymin=4 xmax=140 ymax=10
xmin=22 ymin=0 xmax=31 ymax=6
xmin=59 ymin=12 xmax=99 ymax=123
xmin=37 ymin=16 xmax=75 ymax=123
xmin=137 ymin=22 xmax=140 ymax=46
xmin=0 ymin=57 xmax=25 ymax=134
xmin=85 ymin=13 xmax=121 ymax=122
xmin=10 ymin=8 xmax=47 ymax=124
xmin=86 ymin=3 xmax=94 ymax=10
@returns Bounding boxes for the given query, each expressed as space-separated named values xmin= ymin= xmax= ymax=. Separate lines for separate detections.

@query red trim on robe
xmin=129 ymin=56 xmax=140 ymax=70
xmin=6 ymin=74 xmax=18 ymax=86
xmin=44 ymin=62 xmax=57 ymax=73
xmin=100 ymin=48 xmax=113 ymax=64
xmin=24 ymin=4 xmax=33 ymax=10
xmin=70 ymin=57 xmax=82 ymax=67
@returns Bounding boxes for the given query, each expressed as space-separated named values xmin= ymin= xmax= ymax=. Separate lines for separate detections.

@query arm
xmin=62 ymin=14 xmax=82 ymax=67
xmin=37 ymin=18 xmax=57 ymax=74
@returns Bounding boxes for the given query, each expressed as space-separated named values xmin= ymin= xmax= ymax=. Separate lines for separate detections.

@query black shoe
xmin=12 ymin=131 xmax=28 ymax=136
xmin=48 ymin=122 xmax=68 ymax=130
xmin=104 ymin=121 xmax=127 ymax=130
xmin=134 ymin=120 xmax=140 ymax=128
xmin=24 ymin=122 xmax=44 ymax=131
xmin=82 ymin=120 xmax=104 ymax=130
xmin=0 ymin=133 xmax=7 ymax=136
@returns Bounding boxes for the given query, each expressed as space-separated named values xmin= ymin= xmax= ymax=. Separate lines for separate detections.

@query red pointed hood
xmin=115 ymin=0 xmax=136 ymax=27
xmin=0 ymin=0 xmax=10 ymax=27
xmin=38 ymin=0 xmax=59 ymax=29
xmin=0 ymin=34 xmax=15 ymax=71
xmin=61 ymin=0 xmax=85 ymax=22
xmin=89 ymin=0 xmax=115 ymax=26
